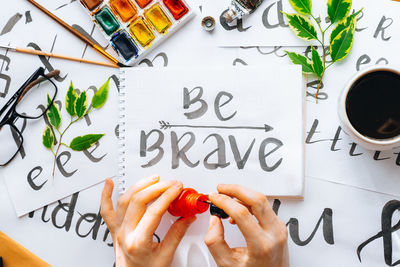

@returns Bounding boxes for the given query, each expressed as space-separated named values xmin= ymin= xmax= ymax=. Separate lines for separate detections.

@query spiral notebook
xmin=118 ymin=65 xmax=304 ymax=198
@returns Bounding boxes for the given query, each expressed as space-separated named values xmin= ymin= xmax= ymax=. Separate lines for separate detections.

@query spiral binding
xmin=117 ymin=69 xmax=127 ymax=194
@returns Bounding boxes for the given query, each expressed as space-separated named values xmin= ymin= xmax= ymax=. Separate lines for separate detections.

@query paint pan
xmin=145 ymin=4 xmax=171 ymax=34
xmin=110 ymin=0 xmax=138 ymax=22
xmin=95 ymin=6 xmax=121 ymax=35
xmin=111 ymin=30 xmax=139 ymax=59
xmin=81 ymin=0 xmax=103 ymax=11
xmin=80 ymin=0 xmax=194 ymax=66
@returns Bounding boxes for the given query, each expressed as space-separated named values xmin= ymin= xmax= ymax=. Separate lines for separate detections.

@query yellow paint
xmin=145 ymin=4 xmax=172 ymax=34
xmin=129 ymin=17 xmax=155 ymax=47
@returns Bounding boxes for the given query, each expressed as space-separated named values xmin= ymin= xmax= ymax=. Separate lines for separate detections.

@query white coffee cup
xmin=338 ymin=65 xmax=400 ymax=151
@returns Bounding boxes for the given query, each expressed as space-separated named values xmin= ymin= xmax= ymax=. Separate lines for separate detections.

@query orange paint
xmin=134 ymin=0 xmax=152 ymax=8
xmin=110 ymin=0 xmax=138 ymax=22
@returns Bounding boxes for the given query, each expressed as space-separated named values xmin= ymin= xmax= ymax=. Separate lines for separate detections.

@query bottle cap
xmin=210 ymin=203 xmax=229 ymax=219
xmin=201 ymin=16 xmax=216 ymax=32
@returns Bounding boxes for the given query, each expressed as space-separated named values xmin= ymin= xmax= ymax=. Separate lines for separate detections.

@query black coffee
xmin=346 ymin=70 xmax=400 ymax=140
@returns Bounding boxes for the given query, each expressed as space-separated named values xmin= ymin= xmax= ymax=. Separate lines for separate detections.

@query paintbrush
xmin=0 ymin=44 xmax=119 ymax=68
xmin=27 ymin=0 xmax=127 ymax=67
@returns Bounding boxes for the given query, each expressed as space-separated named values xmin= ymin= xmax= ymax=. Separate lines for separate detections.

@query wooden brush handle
xmin=27 ymin=0 xmax=120 ymax=65
xmin=15 ymin=48 xmax=119 ymax=68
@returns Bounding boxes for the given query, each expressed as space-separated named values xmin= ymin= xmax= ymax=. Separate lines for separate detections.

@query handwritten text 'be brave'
xmin=139 ymin=87 xmax=284 ymax=172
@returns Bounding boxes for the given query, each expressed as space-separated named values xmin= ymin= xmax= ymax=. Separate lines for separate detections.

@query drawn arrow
xmin=159 ymin=121 xmax=273 ymax=132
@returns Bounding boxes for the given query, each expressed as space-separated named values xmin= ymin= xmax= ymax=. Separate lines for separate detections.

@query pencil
xmin=27 ymin=0 xmax=124 ymax=68
xmin=0 ymin=44 xmax=119 ymax=68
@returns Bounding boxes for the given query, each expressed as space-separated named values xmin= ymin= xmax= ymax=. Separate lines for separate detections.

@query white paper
xmin=216 ymin=24 xmax=400 ymax=195
xmin=169 ymin=176 xmax=400 ymax=267
xmin=2 ymin=171 xmax=399 ymax=267
xmin=204 ymin=0 xmax=400 ymax=47
xmin=122 ymin=65 xmax=304 ymax=197
xmin=0 ymin=56 xmax=119 ymax=216
xmin=0 ymin=0 xmax=235 ymax=216
xmin=0 ymin=172 xmax=116 ymax=267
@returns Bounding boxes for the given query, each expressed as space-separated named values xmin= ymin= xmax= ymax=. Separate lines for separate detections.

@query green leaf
xmin=330 ymin=22 xmax=355 ymax=63
xmin=329 ymin=9 xmax=361 ymax=44
xmin=283 ymin=13 xmax=318 ymax=41
xmin=285 ymin=50 xmax=314 ymax=74
xmin=46 ymin=94 xmax=61 ymax=129
xmin=42 ymin=126 xmax=54 ymax=149
xmin=70 ymin=134 xmax=105 ymax=151
xmin=92 ymin=79 xmax=109 ymax=109
xmin=311 ymin=47 xmax=324 ymax=77
xmin=66 ymin=81 xmax=77 ymax=117
xmin=289 ymin=0 xmax=312 ymax=15
xmin=75 ymin=91 xmax=88 ymax=118
xmin=327 ymin=0 xmax=352 ymax=23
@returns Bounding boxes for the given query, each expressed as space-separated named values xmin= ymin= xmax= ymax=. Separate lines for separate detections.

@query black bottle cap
xmin=210 ymin=203 xmax=229 ymax=219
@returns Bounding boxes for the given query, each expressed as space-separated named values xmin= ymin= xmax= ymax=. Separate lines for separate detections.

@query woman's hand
xmin=100 ymin=176 xmax=196 ymax=267
xmin=204 ymin=184 xmax=289 ymax=267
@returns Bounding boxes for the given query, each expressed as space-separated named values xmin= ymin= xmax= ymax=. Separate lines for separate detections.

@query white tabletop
xmin=1 ymin=0 xmax=400 ymax=266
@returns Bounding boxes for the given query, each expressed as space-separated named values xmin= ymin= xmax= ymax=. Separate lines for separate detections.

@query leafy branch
xmin=283 ymin=0 xmax=362 ymax=100
xmin=42 ymin=79 xmax=110 ymax=178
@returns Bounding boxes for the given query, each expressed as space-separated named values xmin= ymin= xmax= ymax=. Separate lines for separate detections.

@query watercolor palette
xmin=80 ymin=0 xmax=194 ymax=66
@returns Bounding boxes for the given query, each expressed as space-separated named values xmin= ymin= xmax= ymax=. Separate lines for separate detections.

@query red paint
xmin=163 ymin=0 xmax=188 ymax=20
xmin=168 ymin=188 xmax=209 ymax=218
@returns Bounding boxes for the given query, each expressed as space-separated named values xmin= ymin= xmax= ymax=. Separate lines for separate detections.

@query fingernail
xmin=217 ymin=184 xmax=226 ymax=190
xmin=209 ymin=192 xmax=218 ymax=199
xmin=173 ymin=181 xmax=182 ymax=188
xmin=105 ymin=178 xmax=113 ymax=187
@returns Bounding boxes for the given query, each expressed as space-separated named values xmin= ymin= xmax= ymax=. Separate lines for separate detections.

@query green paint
xmin=95 ymin=7 xmax=120 ymax=35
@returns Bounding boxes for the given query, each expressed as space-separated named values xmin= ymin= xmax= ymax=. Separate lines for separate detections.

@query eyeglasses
xmin=0 ymin=67 xmax=59 ymax=166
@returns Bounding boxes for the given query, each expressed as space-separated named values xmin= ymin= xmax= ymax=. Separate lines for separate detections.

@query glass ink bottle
xmin=223 ymin=0 xmax=265 ymax=23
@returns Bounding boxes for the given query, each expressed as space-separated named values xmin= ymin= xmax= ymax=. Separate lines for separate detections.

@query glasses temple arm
xmin=0 ymin=68 xmax=47 ymax=115
xmin=17 ymin=69 xmax=60 ymax=103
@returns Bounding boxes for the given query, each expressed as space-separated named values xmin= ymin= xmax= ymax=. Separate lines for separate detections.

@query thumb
xmin=100 ymin=179 xmax=117 ymax=235
xmin=161 ymin=216 xmax=197 ymax=257
xmin=204 ymin=216 xmax=231 ymax=265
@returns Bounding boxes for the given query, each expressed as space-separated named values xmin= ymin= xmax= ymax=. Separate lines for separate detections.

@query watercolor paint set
xmin=80 ymin=0 xmax=194 ymax=66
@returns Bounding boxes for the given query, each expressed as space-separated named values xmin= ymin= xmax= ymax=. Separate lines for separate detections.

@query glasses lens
xmin=0 ymin=124 xmax=21 ymax=166
xmin=15 ymin=75 xmax=57 ymax=119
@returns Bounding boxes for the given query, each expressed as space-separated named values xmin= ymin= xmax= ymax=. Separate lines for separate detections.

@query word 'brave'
xmin=139 ymin=87 xmax=283 ymax=171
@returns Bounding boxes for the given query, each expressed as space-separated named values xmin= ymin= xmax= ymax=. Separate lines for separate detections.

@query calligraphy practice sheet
xmin=0 ymin=0 xmax=122 ymax=217
xmin=122 ymin=66 xmax=304 ymax=197
xmin=203 ymin=0 xmax=400 ymax=47
xmin=2 ymin=172 xmax=400 ymax=267
xmin=167 ymin=177 xmax=400 ymax=267
xmin=0 ymin=55 xmax=119 ymax=216
xmin=225 ymin=20 xmax=400 ymax=196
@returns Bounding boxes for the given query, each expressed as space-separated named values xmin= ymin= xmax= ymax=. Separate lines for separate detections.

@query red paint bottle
xmin=168 ymin=188 xmax=209 ymax=218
